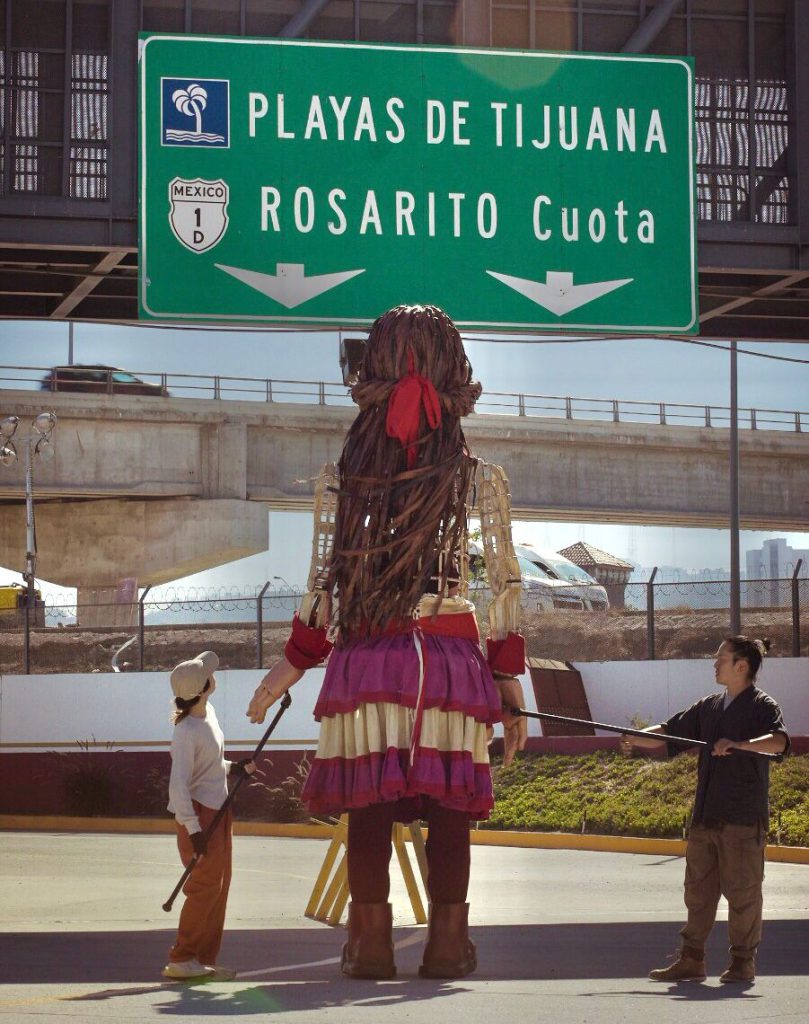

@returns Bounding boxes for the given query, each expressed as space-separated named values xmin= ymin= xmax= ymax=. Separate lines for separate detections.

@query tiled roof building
xmin=558 ymin=543 xmax=634 ymax=608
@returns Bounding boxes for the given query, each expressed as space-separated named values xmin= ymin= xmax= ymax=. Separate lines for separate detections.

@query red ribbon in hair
xmin=385 ymin=350 xmax=442 ymax=468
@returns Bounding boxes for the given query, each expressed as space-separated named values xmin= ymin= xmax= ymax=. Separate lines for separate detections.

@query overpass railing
xmin=1 ymin=364 xmax=806 ymax=432
xmin=2 ymin=576 xmax=806 ymax=675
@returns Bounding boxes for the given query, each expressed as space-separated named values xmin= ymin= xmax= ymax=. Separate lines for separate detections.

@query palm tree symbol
xmin=171 ymin=83 xmax=208 ymax=135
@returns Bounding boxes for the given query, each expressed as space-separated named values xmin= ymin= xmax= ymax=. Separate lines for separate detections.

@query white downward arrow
xmin=487 ymin=270 xmax=633 ymax=317
xmin=215 ymin=262 xmax=365 ymax=309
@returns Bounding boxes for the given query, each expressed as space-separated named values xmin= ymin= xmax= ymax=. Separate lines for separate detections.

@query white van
xmin=514 ymin=545 xmax=610 ymax=610
xmin=467 ymin=543 xmax=588 ymax=613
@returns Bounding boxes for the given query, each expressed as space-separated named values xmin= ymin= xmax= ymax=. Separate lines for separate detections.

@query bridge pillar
xmin=0 ymin=498 xmax=268 ymax=625
xmin=76 ymin=584 xmax=139 ymax=629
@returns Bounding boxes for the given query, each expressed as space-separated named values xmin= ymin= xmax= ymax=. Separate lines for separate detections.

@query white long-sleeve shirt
xmin=167 ymin=704 xmax=232 ymax=834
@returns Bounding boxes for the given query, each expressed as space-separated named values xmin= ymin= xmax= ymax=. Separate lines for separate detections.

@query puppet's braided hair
xmin=329 ymin=304 xmax=481 ymax=644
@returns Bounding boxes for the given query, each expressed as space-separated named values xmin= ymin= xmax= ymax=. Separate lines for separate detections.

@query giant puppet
xmin=246 ymin=304 xmax=527 ymax=979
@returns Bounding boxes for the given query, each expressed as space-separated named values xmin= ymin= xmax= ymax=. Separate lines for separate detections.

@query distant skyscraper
xmin=745 ymin=538 xmax=809 ymax=607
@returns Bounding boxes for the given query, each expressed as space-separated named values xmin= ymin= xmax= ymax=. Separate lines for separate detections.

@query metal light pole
xmin=729 ymin=342 xmax=741 ymax=634
xmin=0 ymin=412 xmax=58 ymax=673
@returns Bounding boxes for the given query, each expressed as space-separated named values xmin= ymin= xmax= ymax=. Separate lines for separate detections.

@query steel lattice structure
xmin=1 ymin=0 xmax=807 ymax=338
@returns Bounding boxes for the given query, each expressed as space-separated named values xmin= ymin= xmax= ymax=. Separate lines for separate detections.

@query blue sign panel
xmin=161 ymin=77 xmax=230 ymax=148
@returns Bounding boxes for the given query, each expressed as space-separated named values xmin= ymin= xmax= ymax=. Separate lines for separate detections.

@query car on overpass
xmin=40 ymin=365 xmax=168 ymax=397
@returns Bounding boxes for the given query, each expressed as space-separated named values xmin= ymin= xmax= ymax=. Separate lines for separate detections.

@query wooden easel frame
xmin=305 ymin=815 xmax=429 ymax=926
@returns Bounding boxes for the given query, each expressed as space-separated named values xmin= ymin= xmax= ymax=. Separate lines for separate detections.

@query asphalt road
xmin=1 ymin=832 xmax=807 ymax=1024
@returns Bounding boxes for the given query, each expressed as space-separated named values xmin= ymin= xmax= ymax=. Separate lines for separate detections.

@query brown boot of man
xmin=649 ymin=947 xmax=707 ymax=982
xmin=419 ymin=903 xmax=477 ymax=979
xmin=719 ymin=957 xmax=755 ymax=983
xmin=341 ymin=902 xmax=396 ymax=979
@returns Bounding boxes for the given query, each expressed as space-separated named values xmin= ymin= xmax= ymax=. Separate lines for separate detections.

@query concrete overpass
xmin=3 ymin=3 xmax=809 ymax=343
xmin=1 ymin=389 xmax=807 ymax=608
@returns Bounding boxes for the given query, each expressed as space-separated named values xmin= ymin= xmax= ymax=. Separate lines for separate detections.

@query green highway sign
xmin=139 ymin=36 xmax=697 ymax=333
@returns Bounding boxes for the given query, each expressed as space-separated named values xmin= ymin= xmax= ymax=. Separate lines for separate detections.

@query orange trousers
xmin=169 ymin=801 xmax=233 ymax=965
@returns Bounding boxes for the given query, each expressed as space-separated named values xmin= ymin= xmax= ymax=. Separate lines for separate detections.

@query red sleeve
xmin=486 ymin=632 xmax=526 ymax=676
xmin=284 ymin=612 xmax=334 ymax=670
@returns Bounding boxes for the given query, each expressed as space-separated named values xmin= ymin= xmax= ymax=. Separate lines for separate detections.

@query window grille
xmin=0 ymin=0 xmax=795 ymax=222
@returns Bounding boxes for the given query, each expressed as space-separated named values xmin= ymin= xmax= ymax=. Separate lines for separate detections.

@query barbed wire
xmin=28 ymin=576 xmax=809 ymax=633
xmin=146 ymin=584 xmax=304 ymax=604
xmin=37 ymin=577 xmax=807 ymax=610
xmin=41 ymin=588 xmax=306 ymax=620
xmin=43 ymin=584 xmax=305 ymax=606
xmin=145 ymin=595 xmax=303 ymax=613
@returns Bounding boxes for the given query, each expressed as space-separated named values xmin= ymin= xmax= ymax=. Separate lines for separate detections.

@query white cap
xmin=169 ymin=651 xmax=219 ymax=701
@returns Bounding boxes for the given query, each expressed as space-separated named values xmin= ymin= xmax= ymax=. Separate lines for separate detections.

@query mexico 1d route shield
xmin=139 ymin=35 xmax=697 ymax=333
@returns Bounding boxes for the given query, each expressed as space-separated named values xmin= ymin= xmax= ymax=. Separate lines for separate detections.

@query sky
xmin=1 ymin=319 xmax=808 ymax=601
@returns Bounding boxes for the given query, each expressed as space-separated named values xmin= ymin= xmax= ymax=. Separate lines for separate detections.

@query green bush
xmin=485 ymin=751 xmax=809 ymax=845
xmin=237 ymin=754 xmax=312 ymax=823
xmin=51 ymin=740 xmax=128 ymax=817
xmin=769 ymin=757 xmax=809 ymax=846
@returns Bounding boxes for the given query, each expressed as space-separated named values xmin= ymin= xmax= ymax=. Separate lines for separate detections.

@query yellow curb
xmin=2 ymin=815 xmax=808 ymax=864
xmin=470 ymin=829 xmax=687 ymax=856
xmin=0 ymin=815 xmax=334 ymax=839
xmin=233 ymin=821 xmax=335 ymax=839
xmin=0 ymin=815 xmax=177 ymax=834
xmin=762 ymin=844 xmax=809 ymax=865
xmin=470 ymin=830 xmax=809 ymax=864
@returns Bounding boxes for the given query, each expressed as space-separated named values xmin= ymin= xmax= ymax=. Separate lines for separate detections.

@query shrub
xmin=239 ymin=754 xmax=312 ymax=823
xmin=51 ymin=740 xmax=127 ymax=816
xmin=486 ymin=751 xmax=808 ymax=845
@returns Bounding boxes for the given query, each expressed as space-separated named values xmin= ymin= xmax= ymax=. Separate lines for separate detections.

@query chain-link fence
xmin=2 ymin=577 xmax=807 ymax=675
xmin=512 ymin=575 xmax=809 ymax=665
xmin=0 ymin=586 xmax=305 ymax=675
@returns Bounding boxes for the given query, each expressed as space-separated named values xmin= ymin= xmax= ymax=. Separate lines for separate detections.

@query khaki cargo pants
xmin=680 ymin=822 xmax=766 ymax=960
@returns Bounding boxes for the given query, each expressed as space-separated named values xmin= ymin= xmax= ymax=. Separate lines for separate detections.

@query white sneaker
xmin=203 ymin=964 xmax=237 ymax=980
xmin=162 ymin=959 xmax=215 ymax=980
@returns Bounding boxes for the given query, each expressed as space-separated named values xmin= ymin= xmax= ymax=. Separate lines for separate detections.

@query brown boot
xmin=649 ymin=947 xmax=706 ymax=982
xmin=719 ymin=957 xmax=755 ymax=983
xmin=419 ymin=903 xmax=477 ymax=979
xmin=341 ymin=902 xmax=396 ymax=979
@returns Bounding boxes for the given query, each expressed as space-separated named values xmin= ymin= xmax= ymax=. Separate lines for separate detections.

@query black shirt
xmin=663 ymin=686 xmax=789 ymax=829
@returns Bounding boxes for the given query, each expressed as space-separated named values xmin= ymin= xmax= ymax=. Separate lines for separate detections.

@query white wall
xmin=0 ymin=660 xmax=806 ymax=752
xmin=574 ymin=659 xmax=809 ymax=735
xmin=0 ymin=668 xmax=326 ymax=752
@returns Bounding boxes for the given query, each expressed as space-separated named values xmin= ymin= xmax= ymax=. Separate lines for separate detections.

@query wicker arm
xmin=476 ymin=460 xmax=522 ymax=642
xmin=297 ymin=462 xmax=338 ymax=629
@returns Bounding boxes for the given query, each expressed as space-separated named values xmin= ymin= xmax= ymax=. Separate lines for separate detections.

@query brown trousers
xmin=347 ymin=799 xmax=471 ymax=904
xmin=680 ymin=822 xmax=766 ymax=960
xmin=169 ymin=802 xmax=233 ymax=965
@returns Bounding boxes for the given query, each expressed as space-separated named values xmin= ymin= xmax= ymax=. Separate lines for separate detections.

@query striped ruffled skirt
xmin=301 ymin=629 xmax=502 ymax=821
